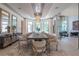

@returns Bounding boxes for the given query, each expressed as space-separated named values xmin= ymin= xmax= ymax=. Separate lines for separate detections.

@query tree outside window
xmin=43 ymin=20 xmax=49 ymax=33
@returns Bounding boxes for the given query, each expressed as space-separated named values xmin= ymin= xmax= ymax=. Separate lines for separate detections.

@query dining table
xmin=27 ymin=32 xmax=48 ymax=40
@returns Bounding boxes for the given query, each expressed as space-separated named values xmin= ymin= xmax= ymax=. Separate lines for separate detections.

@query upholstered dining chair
xmin=18 ymin=33 xmax=28 ymax=55
xmin=48 ymin=34 xmax=59 ymax=51
xmin=32 ymin=39 xmax=46 ymax=56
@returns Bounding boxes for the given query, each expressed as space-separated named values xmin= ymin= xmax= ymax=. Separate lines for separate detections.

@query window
xmin=61 ymin=20 xmax=67 ymax=31
xmin=1 ymin=10 xmax=9 ymax=32
xmin=59 ymin=16 xmax=68 ymax=32
xmin=12 ymin=16 xmax=17 ymax=26
xmin=35 ymin=22 xmax=41 ymax=32
xmin=43 ymin=20 xmax=49 ymax=33
xmin=12 ymin=15 xmax=17 ymax=32
xmin=28 ymin=21 xmax=33 ymax=32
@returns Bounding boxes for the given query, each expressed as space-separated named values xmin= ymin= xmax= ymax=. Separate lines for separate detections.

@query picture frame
xmin=73 ymin=20 xmax=79 ymax=30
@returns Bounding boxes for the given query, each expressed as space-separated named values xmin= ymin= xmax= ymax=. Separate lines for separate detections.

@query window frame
xmin=43 ymin=20 xmax=49 ymax=33
xmin=0 ymin=8 xmax=10 ymax=33
xmin=11 ymin=15 xmax=17 ymax=32
xmin=27 ymin=20 xmax=33 ymax=33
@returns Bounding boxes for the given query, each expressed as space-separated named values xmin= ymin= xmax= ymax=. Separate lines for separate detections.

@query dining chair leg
xmin=31 ymin=49 xmax=34 ymax=56
xmin=18 ymin=41 xmax=21 ymax=55
xmin=56 ymin=44 xmax=58 ymax=51
xmin=47 ymin=42 xmax=50 ymax=56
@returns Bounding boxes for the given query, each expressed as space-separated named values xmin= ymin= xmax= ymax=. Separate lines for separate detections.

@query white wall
xmin=68 ymin=16 xmax=78 ymax=32
xmin=61 ymin=3 xmax=78 ymax=16
xmin=48 ymin=19 xmax=53 ymax=33
xmin=60 ymin=4 xmax=78 ymax=31
xmin=55 ymin=3 xmax=78 ymax=37
xmin=0 ymin=4 xmax=23 ymax=33
xmin=59 ymin=3 xmax=78 ymax=37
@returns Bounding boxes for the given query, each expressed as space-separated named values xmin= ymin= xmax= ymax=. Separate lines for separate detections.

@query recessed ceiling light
xmin=18 ymin=8 xmax=21 ymax=9
xmin=55 ymin=7 xmax=59 ymax=9
xmin=24 ymin=18 xmax=26 ymax=19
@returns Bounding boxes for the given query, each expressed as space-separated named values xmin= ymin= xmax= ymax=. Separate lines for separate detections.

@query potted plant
xmin=12 ymin=26 xmax=16 ymax=33
xmin=6 ymin=26 xmax=10 ymax=33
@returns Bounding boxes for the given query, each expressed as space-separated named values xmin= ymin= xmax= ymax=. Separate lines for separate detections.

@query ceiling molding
xmin=2 ymin=3 xmax=23 ymax=18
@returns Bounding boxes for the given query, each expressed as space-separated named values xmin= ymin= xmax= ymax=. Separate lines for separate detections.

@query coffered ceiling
xmin=3 ymin=3 xmax=74 ymax=20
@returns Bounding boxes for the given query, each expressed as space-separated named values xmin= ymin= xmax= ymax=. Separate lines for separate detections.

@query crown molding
xmin=2 ymin=3 xmax=23 ymax=18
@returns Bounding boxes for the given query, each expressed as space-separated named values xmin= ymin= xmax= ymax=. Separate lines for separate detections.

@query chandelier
xmin=35 ymin=15 xmax=40 ymax=22
xmin=32 ymin=3 xmax=44 ymax=22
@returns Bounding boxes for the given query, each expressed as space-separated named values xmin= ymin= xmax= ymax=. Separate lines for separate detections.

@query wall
xmin=0 ymin=8 xmax=1 ymax=33
xmin=53 ymin=3 xmax=78 ymax=38
xmin=68 ymin=16 xmax=78 ymax=32
xmin=61 ymin=3 xmax=78 ymax=33
xmin=48 ymin=19 xmax=53 ymax=33
xmin=59 ymin=3 xmax=78 ymax=36
xmin=0 ymin=4 xmax=23 ymax=33
xmin=61 ymin=3 xmax=78 ymax=16
xmin=26 ymin=19 xmax=28 ymax=33
xmin=22 ymin=19 xmax=27 ymax=34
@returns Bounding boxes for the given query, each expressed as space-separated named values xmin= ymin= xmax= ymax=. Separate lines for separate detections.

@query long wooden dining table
xmin=27 ymin=33 xmax=48 ymax=40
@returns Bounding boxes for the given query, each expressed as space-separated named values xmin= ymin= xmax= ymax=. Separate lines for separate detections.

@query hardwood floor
xmin=0 ymin=36 xmax=79 ymax=56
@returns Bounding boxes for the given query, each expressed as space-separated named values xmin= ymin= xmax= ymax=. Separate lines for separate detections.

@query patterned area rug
xmin=0 ymin=37 xmax=79 ymax=56
xmin=0 ymin=41 xmax=67 ymax=56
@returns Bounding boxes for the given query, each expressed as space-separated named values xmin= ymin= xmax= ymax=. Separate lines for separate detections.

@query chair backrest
xmin=18 ymin=33 xmax=27 ymax=41
xmin=32 ymin=39 xmax=46 ymax=53
xmin=27 ymin=32 xmax=32 ymax=36
xmin=22 ymin=34 xmax=27 ymax=38
xmin=32 ymin=39 xmax=46 ymax=48
xmin=47 ymin=33 xmax=58 ymax=43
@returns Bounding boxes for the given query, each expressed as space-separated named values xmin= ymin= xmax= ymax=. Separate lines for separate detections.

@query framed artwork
xmin=73 ymin=20 xmax=79 ymax=30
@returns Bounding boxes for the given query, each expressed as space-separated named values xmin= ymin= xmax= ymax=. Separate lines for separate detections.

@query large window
xmin=11 ymin=15 xmax=17 ymax=32
xmin=35 ymin=22 xmax=41 ymax=32
xmin=28 ymin=21 xmax=33 ymax=32
xmin=27 ymin=20 xmax=49 ymax=33
xmin=59 ymin=16 xmax=68 ymax=32
xmin=43 ymin=20 xmax=49 ymax=33
xmin=61 ymin=20 xmax=67 ymax=31
xmin=1 ymin=10 xmax=9 ymax=32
